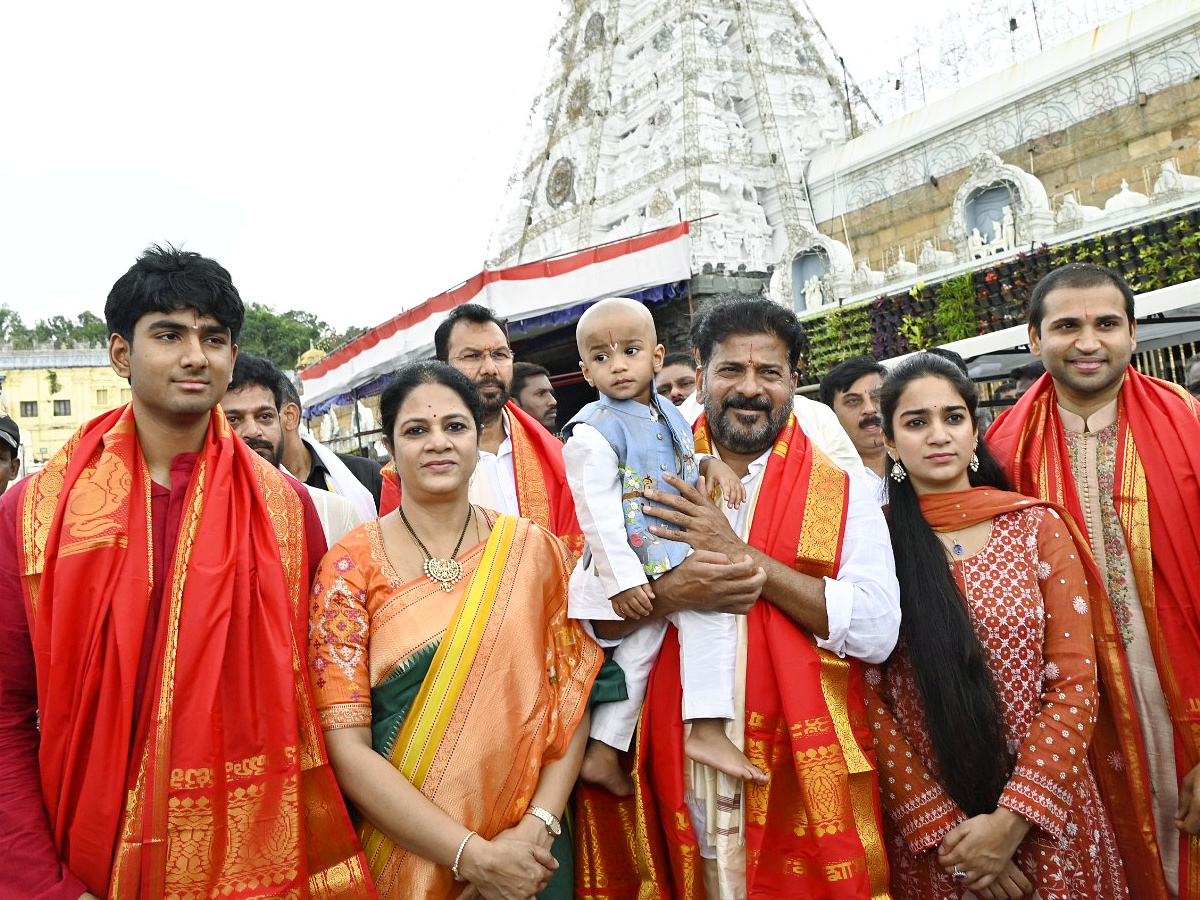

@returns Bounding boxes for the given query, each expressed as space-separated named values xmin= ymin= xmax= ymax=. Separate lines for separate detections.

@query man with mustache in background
xmin=820 ymin=356 xmax=888 ymax=503
xmin=223 ymin=353 xmax=365 ymax=546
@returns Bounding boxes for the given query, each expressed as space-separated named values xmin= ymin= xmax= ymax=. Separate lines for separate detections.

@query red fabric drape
xmin=989 ymin=369 xmax=1200 ymax=899
xmin=19 ymin=405 xmax=373 ymax=899
xmin=576 ymin=413 xmax=891 ymax=899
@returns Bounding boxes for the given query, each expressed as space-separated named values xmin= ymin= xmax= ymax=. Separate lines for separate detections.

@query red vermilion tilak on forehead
xmin=608 ymin=331 xmax=617 ymax=351
xmin=748 ymin=343 xmax=754 ymax=365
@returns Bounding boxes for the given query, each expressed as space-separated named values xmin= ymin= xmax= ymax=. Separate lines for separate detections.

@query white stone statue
xmin=968 ymin=227 xmax=987 ymax=260
xmin=852 ymin=260 xmax=885 ymax=288
xmin=1002 ymin=206 xmax=1016 ymax=248
xmin=989 ymin=220 xmax=1008 ymax=255
xmin=745 ymin=232 xmax=767 ymax=271
xmin=1055 ymin=193 xmax=1103 ymax=228
xmin=887 ymin=247 xmax=919 ymax=278
xmin=803 ymin=274 xmax=825 ymax=310
xmin=1105 ymin=179 xmax=1150 ymax=213
xmin=918 ymin=240 xmax=956 ymax=268
xmin=1153 ymin=160 xmax=1200 ymax=197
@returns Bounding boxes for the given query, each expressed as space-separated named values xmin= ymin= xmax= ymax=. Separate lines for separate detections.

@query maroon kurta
xmin=0 ymin=455 xmax=325 ymax=900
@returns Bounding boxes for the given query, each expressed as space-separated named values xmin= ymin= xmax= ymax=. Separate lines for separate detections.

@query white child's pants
xmin=590 ymin=608 xmax=738 ymax=752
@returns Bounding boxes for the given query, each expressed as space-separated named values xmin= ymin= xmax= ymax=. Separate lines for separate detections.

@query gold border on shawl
xmin=1117 ymin=429 xmax=1191 ymax=741
xmin=629 ymin=712 xmax=682 ymax=899
xmin=817 ymin=645 xmax=890 ymax=900
xmin=795 ymin=447 xmax=843 ymax=574
xmin=18 ymin=427 xmax=80 ymax=618
xmin=148 ymin=456 xmax=207 ymax=898
xmin=804 ymin=452 xmax=889 ymax=898
xmin=252 ymin=457 xmax=322 ymax=772
xmin=509 ymin=410 xmax=551 ymax=529
xmin=360 ymin=515 xmax=517 ymax=875
xmin=108 ymin=453 xmax=157 ymax=898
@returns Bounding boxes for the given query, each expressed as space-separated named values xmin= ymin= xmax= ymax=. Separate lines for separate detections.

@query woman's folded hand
xmin=459 ymin=833 xmax=557 ymax=900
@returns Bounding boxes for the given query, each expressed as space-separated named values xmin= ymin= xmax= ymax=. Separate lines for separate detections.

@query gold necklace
xmin=399 ymin=504 xmax=473 ymax=591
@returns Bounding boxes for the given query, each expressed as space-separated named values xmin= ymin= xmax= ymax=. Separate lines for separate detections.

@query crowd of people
xmin=0 ymin=245 xmax=1198 ymax=900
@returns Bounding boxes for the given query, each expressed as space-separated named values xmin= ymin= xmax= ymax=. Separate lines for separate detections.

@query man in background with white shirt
xmin=820 ymin=355 xmax=888 ymax=503
xmin=424 ymin=304 xmax=582 ymax=553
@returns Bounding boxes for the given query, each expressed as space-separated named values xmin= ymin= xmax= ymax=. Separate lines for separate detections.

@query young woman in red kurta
xmin=867 ymin=352 xmax=1129 ymax=900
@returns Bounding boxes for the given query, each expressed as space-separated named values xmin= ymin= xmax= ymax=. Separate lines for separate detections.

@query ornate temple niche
xmin=783 ymin=234 xmax=854 ymax=312
xmin=584 ymin=13 xmax=605 ymax=49
xmin=950 ymin=152 xmax=1054 ymax=259
xmin=545 ymin=158 xmax=577 ymax=208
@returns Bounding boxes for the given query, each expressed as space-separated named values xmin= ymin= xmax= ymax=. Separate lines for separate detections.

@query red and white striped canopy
xmin=299 ymin=222 xmax=692 ymax=410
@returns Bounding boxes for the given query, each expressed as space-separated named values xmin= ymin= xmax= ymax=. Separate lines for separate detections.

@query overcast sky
xmin=0 ymin=0 xmax=955 ymax=333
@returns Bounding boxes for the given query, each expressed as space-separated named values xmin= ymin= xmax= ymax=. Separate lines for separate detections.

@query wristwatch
xmin=525 ymin=805 xmax=562 ymax=837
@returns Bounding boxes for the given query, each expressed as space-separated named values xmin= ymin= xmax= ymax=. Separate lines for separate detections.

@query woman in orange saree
xmin=308 ymin=361 xmax=601 ymax=900
xmin=867 ymin=353 xmax=1130 ymax=900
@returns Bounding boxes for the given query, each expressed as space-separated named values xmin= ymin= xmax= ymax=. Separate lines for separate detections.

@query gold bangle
xmin=452 ymin=830 xmax=476 ymax=882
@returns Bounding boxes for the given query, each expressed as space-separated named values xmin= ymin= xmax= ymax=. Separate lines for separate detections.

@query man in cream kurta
xmin=1061 ymin=400 xmax=1179 ymax=894
xmin=989 ymin=264 xmax=1200 ymax=899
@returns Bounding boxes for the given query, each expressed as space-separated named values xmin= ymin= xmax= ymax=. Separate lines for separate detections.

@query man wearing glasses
xmin=423 ymin=303 xmax=584 ymax=554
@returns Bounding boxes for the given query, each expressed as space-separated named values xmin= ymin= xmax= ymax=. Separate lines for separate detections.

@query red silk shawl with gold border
xmin=575 ymin=411 xmax=891 ymax=899
xmin=18 ymin=405 xmax=374 ymax=900
xmin=989 ymin=369 xmax=1200 ymax=899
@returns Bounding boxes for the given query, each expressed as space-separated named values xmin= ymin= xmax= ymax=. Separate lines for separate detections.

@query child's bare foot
xmin=580 ymin=739 xmax=635 ymax=796
xmin=685 ymin=719 xmax=769 ymax=784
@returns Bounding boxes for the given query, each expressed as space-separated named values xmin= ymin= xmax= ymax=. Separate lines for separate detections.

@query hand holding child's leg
xmin=611 ymin=584 xmax=655 ymax=619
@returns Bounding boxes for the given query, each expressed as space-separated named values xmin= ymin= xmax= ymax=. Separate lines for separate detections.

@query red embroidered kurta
xmin=867 ymin=507 xmax=1128 ymax=900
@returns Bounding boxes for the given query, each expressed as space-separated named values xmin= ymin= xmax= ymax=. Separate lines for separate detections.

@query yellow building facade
xmin=0 ymin=350 xmax=130 ymax=472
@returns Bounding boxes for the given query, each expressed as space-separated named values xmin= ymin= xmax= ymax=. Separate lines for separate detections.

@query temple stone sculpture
xmin=918 ymin=240 xmax=956 ymax=269
xmin=1055 ymin=193 xmax=1104 ymax=229
xmin=887 ymin=247 xmax=919 ymax=278
xmin=852 ymin=259 xmax=885 ymax=289
xmin=1152 ymin=160 xmax=1200 ymax=199
xmin=1105 ymin=179 xmax=1150 ymax=213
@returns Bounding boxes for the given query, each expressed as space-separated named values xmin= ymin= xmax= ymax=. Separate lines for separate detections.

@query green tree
xmin=0 ymin=305 xmax=32 ymax=348
xmin=75 ymin=311 xmax=108 ymax=346
xmin=237 ymin=303 xmax=330 ymax=369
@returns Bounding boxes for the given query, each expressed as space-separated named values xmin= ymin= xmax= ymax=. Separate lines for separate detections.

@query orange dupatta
xmin=380 ymin=401 xmax=583 ymax=555
xmin=19 ymin=405 xmax=374 ymax=900
xmin=989 ymin=369 xmax=1200 ymax=899
xmin=575 ymin=412 xmax=890 ymax=899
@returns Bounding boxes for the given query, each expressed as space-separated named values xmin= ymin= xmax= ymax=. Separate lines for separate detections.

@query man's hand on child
xmin=697 ymin=459 xmax=747 ymax=509
xmin=611 ymin=584 xmax=655 ymax=619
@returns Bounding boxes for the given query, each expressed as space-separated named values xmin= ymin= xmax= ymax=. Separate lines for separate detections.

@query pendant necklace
xmin=944 ymin=530 xmax=964 ymax=556
xmin=399 ymin=503 xmax=473 ymax=591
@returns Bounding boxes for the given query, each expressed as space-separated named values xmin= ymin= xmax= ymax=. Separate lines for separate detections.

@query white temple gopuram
xmin=487 ymin=0 xmax=877 ymax=311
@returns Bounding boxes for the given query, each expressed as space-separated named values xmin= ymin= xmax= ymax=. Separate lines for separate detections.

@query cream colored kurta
xmin=1060 ymin=398 xmax=1179 ymax=898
